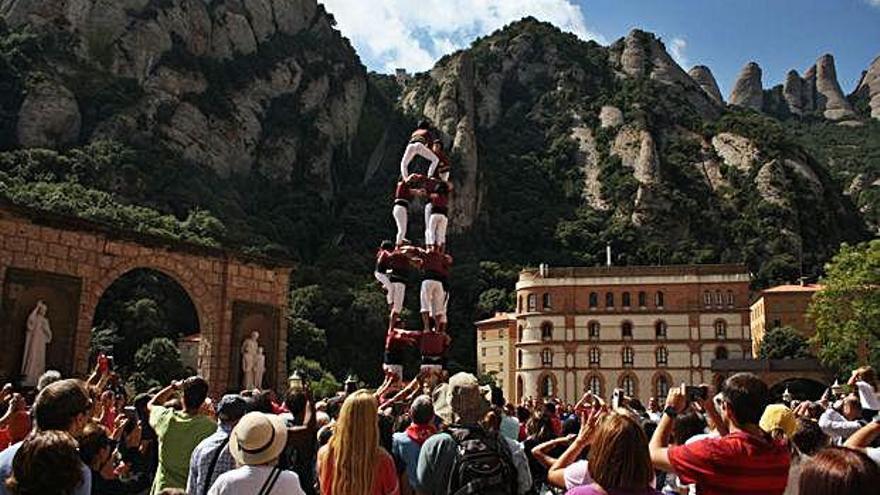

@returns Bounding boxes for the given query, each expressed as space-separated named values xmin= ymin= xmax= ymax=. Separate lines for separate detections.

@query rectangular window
xmin=481 ymin=347 xmax=486 ymax=357
xmin=527 ymin=294 xmax=537 ymax=312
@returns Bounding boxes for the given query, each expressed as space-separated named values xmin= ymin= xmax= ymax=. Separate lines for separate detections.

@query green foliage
xmin=92 ymin=269 xmax=198 ymax=374
xmin=289 ymin=356 xmax=341 ymax=399
xmin=757 ymin=326 xmax=812 ymax=359
xmin=129 ymin=337 xmax=187 ymax=392
xmin=810 ymin=240 xmax=880 ymax=377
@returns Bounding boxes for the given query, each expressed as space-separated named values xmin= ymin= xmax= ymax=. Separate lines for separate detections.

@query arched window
xmin=517 ymin=350 xmax=523 ymax=368
xmin=517 ymin=325 xmax=523 ymax=342
xmin=541 ymin=348 xmax=553 ymax=366
xmin=703 ymin=291 xmax=712 ymax=307
xmin=621 ymin=321 xmax=633 ymax=339
xmin=655 ymin=374 xmax=670 ymax=401
xmin=655 ymin=291 xmax=665 ymax=308
xmin=727 ymin=290 xmax=734 ymax=307
xmin=622 ymin=346 xmax=635 ymax=366
xmin=638 ymin=291 xmax=647 ymax=307
xmin=622 ymin=292 xmax=631 ymax=307
xmin=715 ymin=346 xmax=729 ymax=360
xmin=542 ymin=293 xmax=552 ymax=310
xmin=714 ymin=319 xmax=727 ymax=339
xmin=527 ymin=294 xmax=537 ymax=312
xmin=715 ymin=290 xmax=722 ymax=306
xmin=606 ymin=292 xmax=614 ymax=308
xmin=587 ymin=375 xmax=603 ymax=396
xmin=656 ymin=346 xmax=668 ymax=366
xmin=541 ymin=375 xmax=555 ymax=397
xmin=588 ymin=321 xmax=600 ymax=340
xmin=621 ymin=374 xmax=637 ymax=397
xmin=589 ymin=292 xmax=598 ymax=308
xmin=589 ymin=347 xmax=601 ymax=366
xmin=541 ymin=321 xmax=553 ymax=341
xmin=655 ymin=320 xmax=667 ymax=338
xmin=518 ymin=295 xmax=523 ymax=312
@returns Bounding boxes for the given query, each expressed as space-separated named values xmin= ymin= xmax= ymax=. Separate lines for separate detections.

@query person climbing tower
xmin=383 ymin=326 xmax=421 ymax=385
xmin=430 ymin=139 xmax=451 ymax=181
xmin=412 ymin=247 xmax=452 ymax=333
xmin=385 ymin=244 xmax=420 ymax=334
xmin=392 ymin=175 xmax=425 ymax=246
xmin=400 ymin=120 xmax=439 ymax=181
xmin=425 ymin=178 xmax=451 ymax=252
xmin=374 ymin=240 xmax=395 ymax=305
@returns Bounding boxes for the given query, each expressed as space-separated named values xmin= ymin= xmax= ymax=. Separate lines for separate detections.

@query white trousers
xmin=389 ymin=282 xmax=405 ymax=313
xmin=440 ymin=171 xmax=449 ymax=181
xmin=393 ymin=204 xmax=408 ymax=245
xmin=423 ymin=202 xmax=432 ymax=244
xmin=427 ymin=213 xmax=448 ymax=247
xmin=420 ymin=279 xmax=446 ymax=319
xmin=374 ymin=272 xmax=392 ymax=305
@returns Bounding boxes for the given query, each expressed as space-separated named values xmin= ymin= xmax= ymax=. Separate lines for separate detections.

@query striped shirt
xmin=668 ymin=430 xmax=790 ymax=495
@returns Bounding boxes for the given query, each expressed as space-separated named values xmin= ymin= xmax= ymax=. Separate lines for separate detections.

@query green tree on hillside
xmin=810 ymin=240 xmax=880 ymax=376
xmin=757 ymin=326 xmax=811 ymax=360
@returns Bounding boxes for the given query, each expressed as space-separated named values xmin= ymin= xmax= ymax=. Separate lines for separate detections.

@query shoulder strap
xmin=202 ymin=437 xmax=230 ymax=495
xmin=258 ymin=466 xmax=282 ymax=495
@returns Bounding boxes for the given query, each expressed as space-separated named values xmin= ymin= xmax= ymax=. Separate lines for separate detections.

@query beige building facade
xmin=477 ymin=265 xmax=753 ymax=405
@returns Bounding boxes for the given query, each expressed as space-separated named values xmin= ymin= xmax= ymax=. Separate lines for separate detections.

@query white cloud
xmin=321 ymin=0 xmax=605 ymax=73
xmin=867 ymin=0 xmax=880 ymax=7
xmin=669 ymin=37 xmax=689 ymax=69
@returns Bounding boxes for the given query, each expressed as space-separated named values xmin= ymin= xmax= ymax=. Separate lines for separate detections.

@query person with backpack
xmin=186 ymin=394 xmax=249 ymax=495
xmin=207 ymin=412 xmax=305 ymax=494
xmin=416 ymin=372 xmax=532 ymax=495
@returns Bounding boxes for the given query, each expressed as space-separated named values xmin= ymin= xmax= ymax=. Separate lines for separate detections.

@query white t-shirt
xmin=208 ymin=465 xmax=306 ymax=495
xmin=856 ymin=381 xmax=880 ymax=411
xmin=867 ymin=447 xmax=880 ymax=466
xmin=563 ymin=460 xmax=592 ymax=490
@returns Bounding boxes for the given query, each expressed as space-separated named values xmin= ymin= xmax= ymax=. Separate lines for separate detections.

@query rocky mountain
xmin=1 ymin=0 xmax=367 ymax=187
xmin=853 ymin=55 xmax=880 ymax=120
xmin=729 ymin=62 xmax=764 ymax=111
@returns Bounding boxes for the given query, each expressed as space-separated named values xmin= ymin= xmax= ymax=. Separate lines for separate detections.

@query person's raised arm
xmin=532 ymin=435 xmax=574 ymax=470
xmin=698 ymin=385 xmax=727 ymax=436
xmin=147 ymin=381 xmax=180 ymax=413
xmin=650 ymin=386 xmax=686 ymax=473
xmin=844 ymin=421 xmax=880 ymax=450
xmin=546 ymin=405 xmax=605 ymax=488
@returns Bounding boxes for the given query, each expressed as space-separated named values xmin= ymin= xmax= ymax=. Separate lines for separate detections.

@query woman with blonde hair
xmin=317 ymin=391 xmax=399 ymax=495
xmin=566 ymin=412 xmax=660 ymax=495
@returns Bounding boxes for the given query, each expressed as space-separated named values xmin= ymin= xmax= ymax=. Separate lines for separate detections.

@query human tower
xmin=373 ymin=120 xmax=453 ymax=395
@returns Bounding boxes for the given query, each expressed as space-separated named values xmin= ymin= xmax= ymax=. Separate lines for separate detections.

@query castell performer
xmin=400 ymin=120 xmax=440 ymax=181
xmin=385 ymin=245 xmax=420 ymax=334
xmin=425 ymin=178 xmax=452 ymax=252
xmin=415 ymin=248 xmax=452 ymax=334
xmin=392 ymin=174 xmax=425 ymax=246
xmin=419 ymin=327 xmax=451 ymax=377
xmin=383 ymin=326 xmax=420 ymax=384
xmin=430 ymin=139 xmax=451 ymax=181
xmin=374 ymin=240 xmax=394 ymax=305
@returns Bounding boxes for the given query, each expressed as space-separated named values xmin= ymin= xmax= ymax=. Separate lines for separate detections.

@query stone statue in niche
xmin=21 ymin=301 xmax=52 ymax=387
xmin=254 ymin=347 xmax=266 ymax=390
xmin=241 ymin=331 xmax=260 ymax=390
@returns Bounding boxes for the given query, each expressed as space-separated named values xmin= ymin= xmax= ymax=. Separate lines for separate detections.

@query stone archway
xmin=0 ymin=201 xmax=293 ymax=393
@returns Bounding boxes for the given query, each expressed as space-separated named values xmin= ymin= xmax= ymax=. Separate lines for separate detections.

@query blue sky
xmin=322 ymin=0 xmax=880 ymax=97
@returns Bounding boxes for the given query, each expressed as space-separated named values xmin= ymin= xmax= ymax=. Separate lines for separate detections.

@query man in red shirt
xmin=649 ymin=373 xmax=791 ymax=494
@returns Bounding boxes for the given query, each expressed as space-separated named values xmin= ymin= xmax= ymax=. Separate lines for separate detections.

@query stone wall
xmin=0 ymin=203 xmax=292 ymax=393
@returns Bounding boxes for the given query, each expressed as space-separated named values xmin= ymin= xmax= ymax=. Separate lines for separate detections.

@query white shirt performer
xmin=400 ymin=123 xmax=439 ymax=180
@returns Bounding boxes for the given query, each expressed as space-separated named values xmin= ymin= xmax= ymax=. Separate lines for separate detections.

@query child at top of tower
xmin=400 ymin=120 xmax=440 ymax=181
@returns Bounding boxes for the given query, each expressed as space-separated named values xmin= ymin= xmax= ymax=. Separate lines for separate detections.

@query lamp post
xmin=288 ymin=370 xmax=303 ymax=392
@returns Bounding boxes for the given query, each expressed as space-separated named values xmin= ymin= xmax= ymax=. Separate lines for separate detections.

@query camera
xmin=685 ymin=385 xmax=709 ymax=402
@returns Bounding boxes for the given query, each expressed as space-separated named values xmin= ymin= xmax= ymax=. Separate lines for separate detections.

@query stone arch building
xmin=0 ymin=201 xmax=293 ymax=393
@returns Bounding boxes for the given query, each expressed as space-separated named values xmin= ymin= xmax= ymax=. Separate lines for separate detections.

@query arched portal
xmin=91 ymin=268 xmax=200 ymax=381
xmin=769 ymin=378 xmax=827 ymax=402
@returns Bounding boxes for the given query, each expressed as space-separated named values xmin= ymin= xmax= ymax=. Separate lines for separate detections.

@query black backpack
xmin=445 ymin=426 xmax=519 ymax=495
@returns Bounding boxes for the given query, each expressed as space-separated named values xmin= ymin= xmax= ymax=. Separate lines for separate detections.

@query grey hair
xmin=36 ymin=370 xmax=62 ymax=391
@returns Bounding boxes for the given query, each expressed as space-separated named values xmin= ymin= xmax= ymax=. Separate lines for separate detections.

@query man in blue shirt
xmin=0 ymin=379 xmax=93 ymax=495
xmin=186 ymin=394 xmax=248 ymax=495
xmin=392 ymin=396 xmax=435 ymax=493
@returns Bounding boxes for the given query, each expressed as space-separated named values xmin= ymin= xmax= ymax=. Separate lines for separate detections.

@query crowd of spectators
xmin=0 ymin=362 xmax=878 ymax=494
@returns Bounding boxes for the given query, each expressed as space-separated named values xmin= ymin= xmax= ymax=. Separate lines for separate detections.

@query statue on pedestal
xmin=22 ymin=301 xmax=52 ymax=387
xmin=254 ymin=347 xmax=266 ymax=390
xmin=241 ymin=331 xmax=260 ymax=390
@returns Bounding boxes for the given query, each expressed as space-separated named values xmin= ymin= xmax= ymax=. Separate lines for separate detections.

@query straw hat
xmin=229 ymin=412 xmax=288 ymax=466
